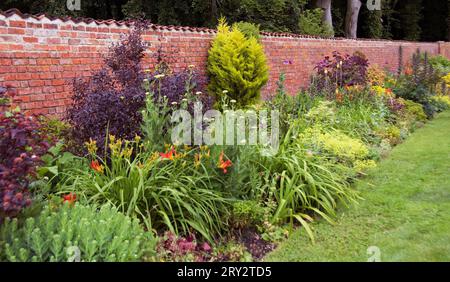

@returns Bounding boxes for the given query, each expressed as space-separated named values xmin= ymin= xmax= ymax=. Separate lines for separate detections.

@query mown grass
xmin=266 ymin=111 xmax=450 ymax=262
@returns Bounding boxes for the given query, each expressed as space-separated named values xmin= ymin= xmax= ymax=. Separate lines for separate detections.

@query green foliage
xmin=230 ymin=200 xmax=265 ymax=229
xmin=258 ymin=118 xmax=359 ymax=242
xmin=265 ymin=74 xmax=319 ymax=136
xmin=59 ymin=137 xmax=230 ymax=243
xmin=31 ymin=141 xmax=78 ymax=192
xmin=234 ymin=21 xmax=261 ymax=40
xmin=298 ymin=8 xmax=333 ymax=37
xmin=402 ymin=99 xmax=428 ymax=122
xmin=207 ymin=19 xmax=269 ymax=108
xmin=429 ymin=55 xmax=450 ymax=76
xmin=0 ymin=203 xmax=154 ymax=262
xmin=141 ymin=81 xmax=172 ymax=152
xmin=299 ymin=127 xmax=372 ymax=171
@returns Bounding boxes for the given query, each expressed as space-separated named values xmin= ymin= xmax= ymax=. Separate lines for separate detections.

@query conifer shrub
xmin=207 ymin=19 xmax=269 ymax=108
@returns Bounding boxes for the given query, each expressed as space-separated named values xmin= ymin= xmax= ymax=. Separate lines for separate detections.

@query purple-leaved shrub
xmin=66 ymin=22 xmax=148 ymax=154
xmin=0 ymin=90 xmax=50 ymax=219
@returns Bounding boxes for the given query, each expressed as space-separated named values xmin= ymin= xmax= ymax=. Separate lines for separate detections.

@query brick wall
xmin=1 ymin=9 xmax=449 ymax=116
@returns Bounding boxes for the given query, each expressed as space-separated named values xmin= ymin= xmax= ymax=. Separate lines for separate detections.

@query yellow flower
xmin=148 ymin=152 xmax=160 ymax=164
xmin=84 ymin=138 xmax=98 ymax=155
xmin=134 ymin=135 xmax=141 ymax=143
xmin=194 ymin=153 xmax=202 ymax=168
xmin=121 ymin=147 xmax=133 ymax=158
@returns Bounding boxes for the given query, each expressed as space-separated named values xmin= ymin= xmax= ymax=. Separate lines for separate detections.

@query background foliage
xmin=1 ymin=0 xmax=448 ymax=41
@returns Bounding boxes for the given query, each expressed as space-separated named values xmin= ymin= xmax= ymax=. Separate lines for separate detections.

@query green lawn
xmin=266 ymin=111 xmax=450 ymax=262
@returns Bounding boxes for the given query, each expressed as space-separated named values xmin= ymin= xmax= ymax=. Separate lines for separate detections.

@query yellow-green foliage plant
xmin=207 ymin=18 xmax=269 ymax=108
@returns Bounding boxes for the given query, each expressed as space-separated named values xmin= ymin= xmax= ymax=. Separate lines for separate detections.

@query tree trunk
xmin=315 ymin=0 xmax=333 ymax=30
xmin=211 ymin=0 xmax=218 ymax=24
xmin=345 ymin=0 xmax=362 ymax=38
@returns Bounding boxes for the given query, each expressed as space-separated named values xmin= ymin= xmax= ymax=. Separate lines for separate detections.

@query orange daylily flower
xmin=160 ymin=147 xmax=176 ymax=160
xmin=386 ymin=88 xmax=393 ymax=95
xmin=218 ymin=151 xmax=232 ymax=174
xmin=90 ymin=160 xmax=104 ymax=173
xmin=336 ymin=92 xmax=344 ymax=103
xmin=63 ymin=193 xmax=77 ymax=205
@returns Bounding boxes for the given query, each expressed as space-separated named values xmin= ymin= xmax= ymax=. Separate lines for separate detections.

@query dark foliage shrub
xmin=0 ymin=91 xmax=50 ymax=219
xmin=314 ymin=51 xmax=369 ymax=89
xmin=66 ymin=23 xmax=148 ymax=154
xmin=396 ymin=50 xmax=441 ymax=118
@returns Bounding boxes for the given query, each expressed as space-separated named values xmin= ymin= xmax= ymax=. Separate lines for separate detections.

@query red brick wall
xmin=0 ymin=11 xmax=449 ymax=115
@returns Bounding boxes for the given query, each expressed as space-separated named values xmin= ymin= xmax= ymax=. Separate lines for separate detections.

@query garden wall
xmin=1 ymin=9 xmax=450 ymax=115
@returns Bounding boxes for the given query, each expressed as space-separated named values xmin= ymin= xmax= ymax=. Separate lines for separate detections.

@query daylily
xmin=90 ymin=160 xmax=104 ymax=173
xmin=194 ymin=153 xmax=202 ymax=168
xmin=160 ymin=148 xmax=176 ymax=160
xmin=63 ymin=193 xmax=77 ymax=205
xmin=218 ymin=151 xmax=232 ymax=174
xmin=385 ymin=88 xmax=393 ymax=96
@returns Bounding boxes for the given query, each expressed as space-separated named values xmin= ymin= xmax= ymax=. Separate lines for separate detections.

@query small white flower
xmin=154 ymin=74 xmax=165 ymax=79
xmin=222 ymin=90 xmax=229 ymax=94
xmin=171 ymin=101 xmax=178 ymax=105
xmin=195 ymin=91 xmax=202 ymax=95
xmin=182 ymin=98 xmax=188 ymax=102
xmin=143 ymin=78 xmax=149 ymax=82
xmin=230 ymin=99 xmax=237 ymax=104
xmin=31 ymin=154 xmax=37 ymax=159
xmin=145 ymin=92 xmax=150 ymax=95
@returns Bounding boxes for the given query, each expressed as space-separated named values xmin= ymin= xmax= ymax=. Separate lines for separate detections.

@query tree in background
xmin=315 ymin=0 xmax=333 ymax=34
xmin=397 ymin=0 xmax=423 ymax=41
xmin=0 ymin=0 xmax=448 ymax=41
xmin=345 ymin=0 xmax=362 ymax=38
xmin=299 ymin=8 xmax=333 ymax=37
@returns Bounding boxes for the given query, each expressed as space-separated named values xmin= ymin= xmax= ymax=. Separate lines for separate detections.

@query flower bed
xmin=1 ymin=21 xmax=450 ymax=262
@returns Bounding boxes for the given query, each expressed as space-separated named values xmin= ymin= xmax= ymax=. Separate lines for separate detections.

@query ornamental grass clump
xmin=207 ymin=18 xmax=269 ymax=108
xmin=59 ymin=136 xmax=231 ymax=243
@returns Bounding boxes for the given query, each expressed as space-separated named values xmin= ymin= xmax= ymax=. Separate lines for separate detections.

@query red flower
xmin=160 ymin=148 xmax=176 ymax=160
xmin=218 ymin=151 xmax=232 ymax=174
xmin=63 ymin=193 xmax=77 ymax=205
xmin=90 ymin=160 xmax=104 ymax=173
